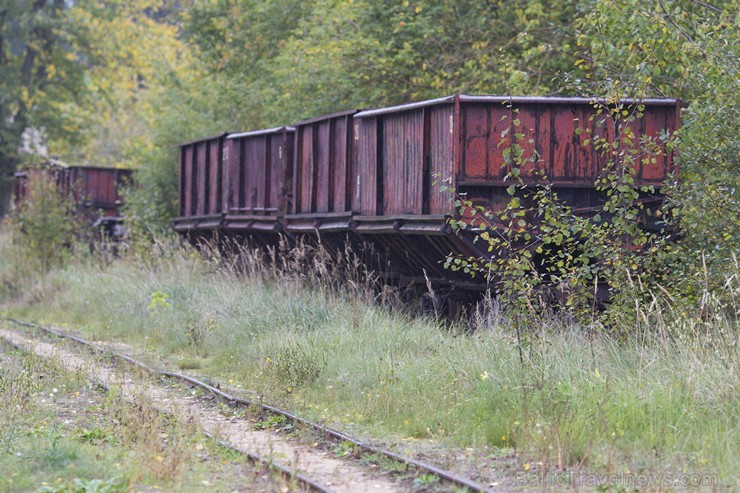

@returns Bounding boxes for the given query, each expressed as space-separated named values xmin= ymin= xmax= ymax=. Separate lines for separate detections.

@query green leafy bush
xmin=6 ymin=169 xmax=85 ymax=275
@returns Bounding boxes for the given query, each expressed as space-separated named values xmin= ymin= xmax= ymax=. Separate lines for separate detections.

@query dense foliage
xmin=1 ymin=0 xmax=737 ymax=326
xmin=563 ymin=0 xmax=738 ymax=316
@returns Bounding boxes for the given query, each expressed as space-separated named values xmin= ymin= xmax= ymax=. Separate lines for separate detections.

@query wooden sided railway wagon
xmin=13 ymin=161 xmax=132 ymax=238
xmin=173 ymin=94 xmax=682 ymax=296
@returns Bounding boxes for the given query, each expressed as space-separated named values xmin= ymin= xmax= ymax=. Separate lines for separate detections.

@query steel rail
xmin=5 ymin=317 xmax=492 ymax=493
xmin=2 ymin=318 xmax=332 ymax=493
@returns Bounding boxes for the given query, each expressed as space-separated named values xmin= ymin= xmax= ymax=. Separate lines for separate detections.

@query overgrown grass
xmin=1 ymin=230 xmax=737 ymax=489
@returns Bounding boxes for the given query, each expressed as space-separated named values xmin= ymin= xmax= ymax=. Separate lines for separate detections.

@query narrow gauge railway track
xmin=0 ymin=320 xmax=331 ymax=493
xmin=5 ymin=317 xmax=492 ymax=493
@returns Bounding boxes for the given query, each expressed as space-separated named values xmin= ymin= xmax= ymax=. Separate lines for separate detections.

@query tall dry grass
xmin=1 ymin=230 xmax=737 ymax=487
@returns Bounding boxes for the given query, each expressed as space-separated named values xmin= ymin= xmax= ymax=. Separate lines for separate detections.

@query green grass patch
xmin=0 ymin=338 xmax=297 ymax=492
xmin=1 ymin=232 xmax=737 ymax=489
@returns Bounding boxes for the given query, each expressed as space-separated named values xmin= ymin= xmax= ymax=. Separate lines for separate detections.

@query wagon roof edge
xmin=294 ymin=109 xmax=361 ymax=126
xmin=176 ymin=132 xmax=230 ymax=147
xmin=68 ymin=165 xmax=134 ymax=172
xmin=13 ymin=161 xmax=132 ymax=174
xmin=227 ymin=126 xmax=296 ymax=139
xmin=458 ymin=94 xmax=682 ymax=105
xmin=354 ymin=96 xmax=456 ymax=118
xmin=354 ymin=94 xmax=683 ymax=119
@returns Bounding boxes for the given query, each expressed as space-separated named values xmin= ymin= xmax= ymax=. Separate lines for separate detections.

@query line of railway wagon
xmin=173 ymin=94 xmax=682 ymax=296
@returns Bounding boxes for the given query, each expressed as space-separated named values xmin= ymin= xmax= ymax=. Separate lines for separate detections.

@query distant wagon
xmin=13 ymin=159 xmax=132 ymax=239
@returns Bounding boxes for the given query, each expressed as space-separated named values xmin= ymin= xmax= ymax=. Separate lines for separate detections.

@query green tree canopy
xmin=0 ymin=0 xmax=90 ymax=215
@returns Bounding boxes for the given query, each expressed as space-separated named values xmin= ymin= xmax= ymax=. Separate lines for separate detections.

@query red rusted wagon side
xmin=285 ymin=110 xmax=360 ymax=249
xmin=173 ymin=133 xmax=229 ymax=235
xmin=221 ymin=127 xmax=294 ymax=242
xmin=66 ymin=166 xmax=132 ymax=221
xmin=352 ymin=95 xmax=682 ymax=287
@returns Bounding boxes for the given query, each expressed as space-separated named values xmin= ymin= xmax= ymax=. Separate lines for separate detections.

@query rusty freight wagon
xmin=13 ymin=160 xmax=132 ymax=237
xmin=351 ymin=94 xmax=682 ymax=287
xmin=284 ymin=110 xmax=360 ymax=250
xmin=13 ymin=160 xmax=82 ymax=209
xmin=173 ymin=133 xmax=230 ymax=236
xmin=221 ymin=126 xmax=295 ymax=244
xmin=65 ymin=166 xmax=132 ymax=223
